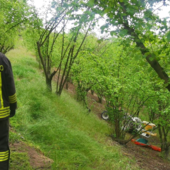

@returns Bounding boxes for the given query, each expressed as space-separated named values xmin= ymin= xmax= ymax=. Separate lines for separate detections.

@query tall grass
xmin=7 ymin=44 xmax=140 ymax=170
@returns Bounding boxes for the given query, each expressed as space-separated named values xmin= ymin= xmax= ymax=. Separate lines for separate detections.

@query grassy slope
xmin=7 ymin=43 xmax=140 ymax=170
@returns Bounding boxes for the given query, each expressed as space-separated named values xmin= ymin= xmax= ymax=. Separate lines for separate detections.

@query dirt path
xmin=10 ymin=141 xmax=53 ymax=169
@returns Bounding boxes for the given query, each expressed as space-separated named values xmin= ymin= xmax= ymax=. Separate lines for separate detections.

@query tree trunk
xmin=115 ymin=119 xmax=121 ymax=138
xmin=91 ymin=90 xmax=94 ymax=95
xmin=98 ymin=96 xmax=102 ymax=103
xmin=66 ymin=82 xmax=69 ymax=90
xmin=46 ymin=77 xmax=52 ymax=91
xmin=158 ymin=125 xmax=170 ymax=158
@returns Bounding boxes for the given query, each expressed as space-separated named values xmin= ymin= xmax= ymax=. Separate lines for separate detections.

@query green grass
xmin=10 ymin=152 xmax=33 ymax=170
xmin=6 ymin=44 xmax=140 ymax=170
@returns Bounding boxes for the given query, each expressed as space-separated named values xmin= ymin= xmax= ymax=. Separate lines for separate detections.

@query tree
xmin=71 ymin=34 xmax=108 ymax=107
xmin=26 ymin=0 xmax=96 ymax=93
xmin=76 ymin=0 xmax=170 ymax=154
xmin=87 ymin=0 xmax=170 ymax=92
xmin=72 ymin=37 xmax=157 ymax=141
xmin=0 ymin=0 xmax=28 ymax=53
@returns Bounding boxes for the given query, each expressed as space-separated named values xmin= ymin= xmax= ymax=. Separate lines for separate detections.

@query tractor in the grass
xmin=101 ymin=109 xmax=160 ymax=151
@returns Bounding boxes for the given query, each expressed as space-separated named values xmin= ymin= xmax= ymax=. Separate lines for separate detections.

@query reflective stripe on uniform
xmin=0 ymin=72 xmax=3 ymax=108
xmin=0 ymin=66 xmax=15 ymax=119
xmin=9 ymin=93 xmax=17 ymax=104
xmin=0 ymin=107 xmax=10 ymax=118
xmin=0 ymin=150 xmax=9 ymax=162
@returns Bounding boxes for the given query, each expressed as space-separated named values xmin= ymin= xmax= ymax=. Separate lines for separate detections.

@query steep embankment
xmin=7 ymin=44 xmax=140 ymax=169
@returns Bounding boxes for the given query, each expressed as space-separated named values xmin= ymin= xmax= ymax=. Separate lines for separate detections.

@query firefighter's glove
xmin=10 ymin=110 xmax=16 ymax=117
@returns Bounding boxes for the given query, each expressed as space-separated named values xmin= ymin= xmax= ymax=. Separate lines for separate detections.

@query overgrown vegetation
xmin=1 ymin=0 xmax=170 ymax=161
xmin=0 ymin=0 xmax=28 ymax=53
xmin=7 ymin=44 xmax=140 ymax=169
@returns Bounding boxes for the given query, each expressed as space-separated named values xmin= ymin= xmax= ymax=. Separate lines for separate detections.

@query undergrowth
xmin=7 ymin=43 xmax=140 ymax=170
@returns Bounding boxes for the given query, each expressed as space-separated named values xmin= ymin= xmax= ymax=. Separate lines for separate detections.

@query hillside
xmin=6 ymin=43 xmax=170 ymax=170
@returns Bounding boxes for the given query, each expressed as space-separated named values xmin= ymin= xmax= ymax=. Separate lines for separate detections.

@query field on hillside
xmin=7 ymin=43 xmax=141 ymax=169
xmin=2 ymin=0 xmax=170 ymax=169
xmin=58 ymin=68 xmax=170 ymax=170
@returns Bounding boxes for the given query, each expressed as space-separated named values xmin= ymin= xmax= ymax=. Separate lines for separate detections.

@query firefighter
xmin=0 ymin=52 xmax=17 ymax=170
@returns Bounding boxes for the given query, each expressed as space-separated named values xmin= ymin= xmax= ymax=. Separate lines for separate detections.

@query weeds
xmin=7 ymin=44 xmax=140 ymax=170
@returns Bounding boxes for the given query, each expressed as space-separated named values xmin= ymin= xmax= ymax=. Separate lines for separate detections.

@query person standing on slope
xmin=0 ymin=52 xmax=17 ymax=170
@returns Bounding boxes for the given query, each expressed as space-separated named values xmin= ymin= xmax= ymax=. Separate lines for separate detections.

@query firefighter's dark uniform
xmin=0 ymin=52 xmax=17 ymax=170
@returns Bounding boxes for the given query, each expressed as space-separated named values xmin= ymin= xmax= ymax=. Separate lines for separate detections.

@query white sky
xmin=27 ymin=0 xmax=170 ymax=17
xmin=27 ymin=0 xmax=170 ymax=38
xmin=27 ymin=0 xmax=49 ymax=9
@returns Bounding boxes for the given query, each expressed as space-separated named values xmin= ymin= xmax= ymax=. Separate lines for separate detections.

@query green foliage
xmin=166 ymin=31 xmax=170 ymax=42
xmin=0 ymin=0 xmax=29 ymax=53
xmin=71 ymin=34 xmax=170 ymax=145
xmin=10 ymin=152 xmax=33 ymax=170
xmin=13 ymin=64 xmax=36 ymax=79
xmin=7 ymin=0 xmax=170 ymax=160
xmin=9 ymin=131 xmax=21 ymax=144
xmin=23 ymin=0 xmax=99 ymax=93
xmin=7 ymin=43 xmax=140 ymax=170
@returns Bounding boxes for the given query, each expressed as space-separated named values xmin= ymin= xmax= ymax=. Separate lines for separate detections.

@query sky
xmin=27 ymin=0 xmax=170 ymax=38
xmin=27 ymin=0 xmax=170 ymax=17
